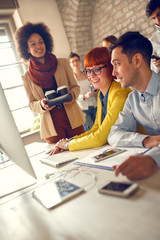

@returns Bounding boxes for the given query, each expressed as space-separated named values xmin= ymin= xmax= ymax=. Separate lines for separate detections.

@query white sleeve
xmin=108 ymin=98 xmax=147 ymax=147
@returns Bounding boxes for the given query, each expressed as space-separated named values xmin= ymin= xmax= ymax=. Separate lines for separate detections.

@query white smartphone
xmin=98 ymin=181 xmax=138 ymax=198
xmin=92 ymin=148 xmax=126 ymax=162
xmin=32 ymin=179 xmax=84 ymax=209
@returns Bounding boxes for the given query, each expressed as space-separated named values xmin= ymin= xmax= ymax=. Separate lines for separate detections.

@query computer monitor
xmin=0 ymin=82 xmax=36 ymax=179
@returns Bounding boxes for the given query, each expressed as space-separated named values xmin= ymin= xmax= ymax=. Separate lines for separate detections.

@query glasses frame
xmin=84 ymin=65 xmax=107 ymax=77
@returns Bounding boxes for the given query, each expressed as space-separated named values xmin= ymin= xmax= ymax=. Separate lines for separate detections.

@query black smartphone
xmin=151 ymin=55 xmax=160 ymax=60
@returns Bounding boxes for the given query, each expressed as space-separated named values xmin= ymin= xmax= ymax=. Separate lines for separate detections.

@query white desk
xmin=0 ymin=143 xmax=160 ymax=240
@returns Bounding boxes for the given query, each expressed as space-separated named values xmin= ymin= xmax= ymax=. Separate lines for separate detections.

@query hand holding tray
xmin=45 ymin=86 xmax=73 ymax=107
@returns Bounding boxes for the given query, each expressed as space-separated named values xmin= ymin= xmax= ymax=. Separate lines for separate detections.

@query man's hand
xmin=114 ymin=155 xmax=158 ymax=180
xmin=143 ymin=136 xmax=160 ymax=148
xmin=152 ymin=58 xmax=160 ymax=68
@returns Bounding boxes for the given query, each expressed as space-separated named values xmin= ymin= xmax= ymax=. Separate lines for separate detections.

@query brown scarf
xmin=28 ymin=53 xmax=58 ymax=88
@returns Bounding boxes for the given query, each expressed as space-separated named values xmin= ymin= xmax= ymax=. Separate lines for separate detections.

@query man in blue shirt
xmin=108 ymin=31 xmax=160 ymax=180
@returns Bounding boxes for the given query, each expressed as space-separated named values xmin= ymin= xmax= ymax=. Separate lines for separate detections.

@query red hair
xmin=84 ymin=47 xmax=113 ymax=80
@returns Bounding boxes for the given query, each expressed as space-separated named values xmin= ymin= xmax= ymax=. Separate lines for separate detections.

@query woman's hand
xmin=40 ymin=98 xmax=56 ymax=110
xmin=50 ymin=138 xmax=70 ymax=155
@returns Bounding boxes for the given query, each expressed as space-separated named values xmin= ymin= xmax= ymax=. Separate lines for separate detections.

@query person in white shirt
xmin=68 ymin=52 xmax=97 ymax=131
xmin=146 ymin=0 xmax=160 ymax=73
xmin=108 ymin=31 xmax=160 ymax=180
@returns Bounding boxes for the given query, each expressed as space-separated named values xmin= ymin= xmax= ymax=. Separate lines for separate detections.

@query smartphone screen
xmin=101 ymin=181 xmax=132 ymax=192
xmin=95 ymin=150 xmax=118 ymax=159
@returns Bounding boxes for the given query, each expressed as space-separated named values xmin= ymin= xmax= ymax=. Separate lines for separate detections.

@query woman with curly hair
xmin=15 ymin=22 xmax=85 ymax=143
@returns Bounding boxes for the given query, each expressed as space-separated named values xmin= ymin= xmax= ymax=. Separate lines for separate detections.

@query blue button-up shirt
xmin=108 ymin=71 xmax=160 ymax=167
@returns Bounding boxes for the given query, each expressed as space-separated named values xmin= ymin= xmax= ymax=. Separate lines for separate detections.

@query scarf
xmin=28 ymin=53 xmax=58 ymax=88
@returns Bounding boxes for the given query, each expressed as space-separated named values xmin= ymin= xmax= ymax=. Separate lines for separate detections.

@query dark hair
xmin=110 ymin=31 xmax=153 ymax=67
xmin=84 ymin=47 xmax=113 ymax=80
xmin=68 ymin=52 xmax=80 ymax=60
xmin=146 ymin=0 xmax=160 ymax=17
xmin=15 ymin=22 xmax=54 ymax=60
xmin=103 ymin=35 xmax=117 ymax=44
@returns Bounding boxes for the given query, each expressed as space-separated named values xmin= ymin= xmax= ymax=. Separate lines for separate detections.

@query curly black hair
xmin=15 ymin=22 xmax=54 ymax=60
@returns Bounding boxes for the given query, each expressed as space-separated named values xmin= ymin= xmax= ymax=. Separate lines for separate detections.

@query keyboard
xmin=40 ymin=153 xmax=78 ymax=167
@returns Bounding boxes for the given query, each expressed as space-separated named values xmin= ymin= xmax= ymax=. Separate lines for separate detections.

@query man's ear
xmin=132 ymin=53 xmax=142 ymax=69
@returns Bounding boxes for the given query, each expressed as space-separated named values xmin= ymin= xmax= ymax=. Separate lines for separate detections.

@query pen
xmin=140 ymin=148 xmax=152 ymax=155
xmin=134 ymin=148 xmax=152 ymax=156
xmin=141 ymin=144 xmax=160 ymax=155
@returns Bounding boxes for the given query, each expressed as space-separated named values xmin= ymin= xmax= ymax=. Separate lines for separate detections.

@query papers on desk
xmin=74 ymin=146 xmax=143 ymax=170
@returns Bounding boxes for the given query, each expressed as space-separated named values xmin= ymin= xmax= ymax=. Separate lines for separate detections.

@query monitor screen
xmin=0 ymin=82 xmax=36 ymax=179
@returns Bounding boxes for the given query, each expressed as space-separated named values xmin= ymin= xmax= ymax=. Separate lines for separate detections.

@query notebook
xmin=40 ymin=153 xmax=78 ymax=167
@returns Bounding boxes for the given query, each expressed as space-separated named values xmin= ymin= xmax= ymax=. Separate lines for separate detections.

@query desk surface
xmin=0 ymin=143 xmax=160 ymax=240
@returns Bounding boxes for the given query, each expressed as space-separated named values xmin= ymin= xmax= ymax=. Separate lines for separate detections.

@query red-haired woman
xmin=51 ymin=47 xmax=131 ymax=153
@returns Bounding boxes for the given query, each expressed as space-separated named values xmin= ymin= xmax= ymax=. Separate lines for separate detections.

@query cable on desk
xmin=45 ymin=166 xmax=97 ymax=190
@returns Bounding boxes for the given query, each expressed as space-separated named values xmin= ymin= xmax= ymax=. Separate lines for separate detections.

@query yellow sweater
xmin=68 ymin=80 xmax=131 ymax=151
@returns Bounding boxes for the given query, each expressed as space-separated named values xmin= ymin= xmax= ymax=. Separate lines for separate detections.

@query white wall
xmin=17 ymin=0 xmax=71 ymax=58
